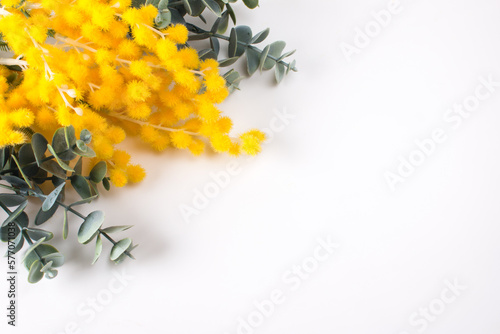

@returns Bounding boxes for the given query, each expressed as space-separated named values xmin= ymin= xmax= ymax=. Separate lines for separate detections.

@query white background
xmin=3 ymin=0 xmax=500 ymax=333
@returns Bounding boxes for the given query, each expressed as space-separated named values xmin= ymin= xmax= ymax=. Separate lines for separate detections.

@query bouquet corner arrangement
xmin=0 ymin=0 xmax=296 ymax=283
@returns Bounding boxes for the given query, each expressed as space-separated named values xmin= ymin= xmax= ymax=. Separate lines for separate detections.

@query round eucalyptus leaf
xmin=90 ymin=161 xmax=107 ymax=183
xmin=242 ymin=0 xmax=258 ymax=9
xmin=110 ymin=238 xmax=132 ymax=261
xmin=43 ymin=252 xmax=65 ymax=268
xmin=28 ymin=260 xmax=44 ymax=284
xmin=24 ymin=244 xmax=59 ymax=270
xmin=78 ymin=211 xmax=104 ymax=244
xmin=71 ymin=175 xmax=92 ymax=199
xmin=31 ymin=133 xmax=48 ymax=166
xmin=80 ymin=129 xmax=92 ymax=144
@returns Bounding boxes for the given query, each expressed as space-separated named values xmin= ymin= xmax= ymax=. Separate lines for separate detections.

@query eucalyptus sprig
xmin=0 ymin=126 xmax=136 ymax=283
xmin=142 ymin=0 xmax=297 ymax=88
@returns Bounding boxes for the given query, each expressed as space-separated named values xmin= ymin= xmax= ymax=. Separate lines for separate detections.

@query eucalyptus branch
xmin=186 ymin=23 xmax=297 ymax=71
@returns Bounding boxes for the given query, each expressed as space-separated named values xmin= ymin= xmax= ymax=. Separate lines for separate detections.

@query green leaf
xmin=26 ymin=228 xmax=53 ymax=242
xmin=215 ymin=11 xmax=229 ymax=34
xmin=42 ymin=182 xmax=65 ymax=212
xmin=80 ymin=129 xmax=92 ymax=144
xmin=62 ymin=209 xmax=68 ymax=240
xmin=11 ymin=155 xmax=32 ymax=188
xmin=219 ymin=56 xmax=240 ymax=67
xmin=43 ymin=252 xmax=64 ymax=267
xmin=40 ymin=261 xmax=52 ymax=272
xmin=242 ymin=0 xmax=258 ymax=9
xmin=51 ymin=128 xmax=68 ymax=153
xmin=73 ymin=156 xmax=83 ymax=175
xmin=201 ymin=0 xmax=221 ymax=17
xmin=102 ymin=177 xmax=111 ymax=191
xmin=75 ymin=139 xmax=87 ymax=152
xmin=275 ymin=63 xmax=286 ymax=83
xmin=0 ymin=194 xmax=26 ymax=207
xmin=277 ymin=49 xmax=296 ymax=62
xmin=89 ymin=161 xmax=107 ymax=183
xmin=228 ymin=27 xmax=237 ymax=58
xmin=210 ymin=36 xmax=220 ymax=56
xmin=47 ymin=145 xmax=74 ymax=172
xmin=183 ymin=0 xmax=206 ymax=16
xmin=91 ymin=234 xmax=103 ymax=265
xmin=262 ymin=41 xmax=286 ymax=70
xmin=101 ymin=225 xmax=133 ymax=234
xmin=110 ymin=238 xmax=132 ymax=261
xmin=45 ymin=269 xmax=58 ymax=279
xmin=0 ymin=175 xmax=28 ymax=188
xmin=35 ymin=202 xmax=58 ymax=226
xmin=258 ymin=44 xmax=270 ymax=71
xmin=72 ymin=144 xmax=96 ymax=158
xmin=251 ymin=28 xmax=269 ymax=44
xmin=40 ymin=160 xmax=67 ymax=179
xmin=24 ymin=244 xmax=59 ymax=270
xmin=71 ymin=175 xmax=92 ymax=199
xmin=78 ymin=211 xmax=104 ymax=244
xmin=234 ymin=25 xmax=252 ymax=56
xmin=64 ymin=125 xmax=77 ymax=150
xmin=227 ymin=3 xmax=236 ymax=24
xmin=246 ymin=47 xmax=260 ymax=76
xmin=28 ymin=260 xmax=44 ymax=284
xmin=68 ymin=194 xmax=98 ymax=208
xmin=19 ymin=143 xmax=38 ymax=176
xmin=155 ymin=10 xmax=171 ymax=29
xmin=21 ymin=237 xmax=46 ymax=264
xmin=1 ymin=200 xmax=28 ymax=228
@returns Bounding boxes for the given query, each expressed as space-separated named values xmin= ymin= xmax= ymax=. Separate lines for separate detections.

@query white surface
xmin=3 ymin=0 xmax=500 ymax=333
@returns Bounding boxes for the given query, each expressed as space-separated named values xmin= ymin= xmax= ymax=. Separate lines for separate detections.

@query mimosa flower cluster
xmin=0 ymin=0 xmax=266 ymax=187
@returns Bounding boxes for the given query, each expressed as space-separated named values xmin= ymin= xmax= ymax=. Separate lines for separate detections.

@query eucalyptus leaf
xmin=47 ymin=145 xmax=74 ymax=172
xmin=1 ymin=200 xmax=28 ymax=228
xmin=35 ymin=202 xmax=58 ymax=225
xmin=26 ymin=228 xmax=53 ymax=242
xmin=89 ymin=161 xmax=107 ymax=183
xmin=40 ymin=160 xmax=67 ymax=179
xmin=80 ymin=129 xmax=92 ymax=144
xmin=91 ymin=234 xmax=103 ymax=265
xmin=246 ymin=47 xmax=260 ymax=76
xmin=71 ymin=175 xmax=92 ymax=199
xmin=242 ymin=0 xmax=258 ymax=9
xmin=262 ymin=41 xmax=286 ymax=71
xmin=43 ymin=252 xmax=64 ymax=267
xmin=275 ymin=63 xmax=286 ymax=83
xmin=201 ymin=0 xmax=221 ymax=17
xmin=28 ymin=260 xmax=44 ymax=283
xmin=24 ymin=244 xmax=59 ymax=270
xmin=219 ymin=56 xmax=240 ymax=67
xmin=58 ymin=211 xmax=67 ymax=243
xmin=21 ymin=237 xmax=46 ymax=264
xmin=251 ymin=28 xmax=270 ymax=44
xmin=110 ymin=238 xmax=132 ymax=261
xmin=0 ymin=194 xmax=26 ymax=207
xmin=77 ymin=211 xmax=104 ymax=244
xmin=42 ymin=182 xmax=65 ymax=212
xmin=101 ymin=225 xmax=133 ymax=234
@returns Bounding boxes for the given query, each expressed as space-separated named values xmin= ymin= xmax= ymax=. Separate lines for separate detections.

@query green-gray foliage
xmin=137 ymin=0 xmax=297 ymax=86
xmin=0 ymin=126 xmax=136 ymax=284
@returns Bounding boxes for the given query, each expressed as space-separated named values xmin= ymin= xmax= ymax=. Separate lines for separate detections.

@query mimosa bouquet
xmin=0 ymin=0 xmax=296 ymax=283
